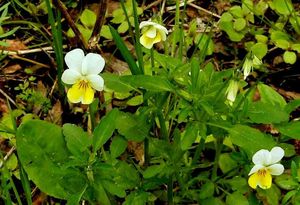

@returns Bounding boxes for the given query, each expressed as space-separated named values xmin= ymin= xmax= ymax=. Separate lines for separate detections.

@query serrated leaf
xmin=63 ymin=124 xmax=91 ymax=159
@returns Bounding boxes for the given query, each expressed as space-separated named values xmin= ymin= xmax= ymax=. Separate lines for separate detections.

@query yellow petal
xmin=140 ymin=34 xmax=154 ymax=49
xmin=152 ymin=31 xmax=162 ymax=44
xmin=258 ymin=170 xmax=272 ymax=189
xmin=248 ymin=172 xmax=259 ymax=189
xmin=248 ymin=169 xmax=272 ymax=189
xmin=67 ymin=80 xmax=95 ymax=104
xmin=82 ymin=85 xmax=94 ymax=104
xmin=67 ymin=82 xmax=82 ymax=103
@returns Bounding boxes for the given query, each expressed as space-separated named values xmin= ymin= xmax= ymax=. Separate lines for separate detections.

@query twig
xmin=10 ymin=55 xmax=50 ymax=68
xmin=187 ymin=2 xmax=221 ymax=19
xmin=144 ymin=0 xmax=163 ymax=10
xmin=0 ymin=45 xmax=67 ymax=55
xmin=0 ymin=146 xmax=16 ymax=169
xmin=52 ymin=0 xmax=88 ymax=50
xmin=165 ymin=0 xmax=196 ymax=11
xmin=0 ymin=88 xmax=17 ymax=106
xmin=88 ymin=0 xmax=108 ymax=51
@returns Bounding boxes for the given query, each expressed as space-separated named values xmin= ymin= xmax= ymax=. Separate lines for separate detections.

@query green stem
xmin=167 ymin=175 xmax=173 ymax=205
xmin=9 ymin=173 xmax=22 ymax=205
xmin=191 ymin=138 xmax=205 ymax=165
xmin=144 ymin=137 xmax=149 ymax=167
xmin=89 ymin=104 xmax=96 ymax=131
xmin=211 ymin=137 xmax=223 ymax=180
xmin=157 ymin=111 xmax=168 ymax=141
xmin=150 ymin=48 xmax=155 ymax=75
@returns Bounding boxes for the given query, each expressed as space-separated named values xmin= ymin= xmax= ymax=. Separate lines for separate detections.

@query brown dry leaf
xmin=103 ymin=52 xmax=129 ymax=73
xmin=0 ymin=98 xmax=9 ymax=114
xmin=3 ymin=64 xmax=22 ymax=74
xmin=45 ymin=101 xmax=63 ymax=125
xmin=127 ymin=141 xmax=144 ymax=165
xmin=0 ymin=39 xmax=27 ymax=51
xmin=186 ymin=7 xmax=198 ymax=18
xmin=272 ymin=85 xmax=300 ymax=100
xmin=37 ymin=81 xmax=47 ymax=97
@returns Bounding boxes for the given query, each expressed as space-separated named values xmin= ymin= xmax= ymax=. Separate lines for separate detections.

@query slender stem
xmin=191 ymin=138 xmax=205 ymax=165
xmin=167 ymin=175 xmax=173 ymax=205
xmin=150 ymin=48 xmax=155 ymax=75
xmin=89 ymin=104 xmax=96 ymax=131
xmin=157 ymin=111 xmax=168 ymax=141
xmin=211 ymin=137 xmax=223 ymax=180
xmin=9 ymin=173 xmax=22 ymax=205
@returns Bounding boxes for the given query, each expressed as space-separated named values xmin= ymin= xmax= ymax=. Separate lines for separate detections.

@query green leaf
xmin=276 ymin=121 xmax=300 ymax=140
xmin=109 ymin=25 xmax=141 ymax=75
xmin=194 ymin=34 xmax=214 ymax=55
xmin=100 ymin=25 xmax=113 ymax=39
xmin=126 ymin=95 xmax=143 ymax=106
xmin=255 ymin=34 xmax=268 ymax=43
xmin=180 ymin=122 xmax=198 ymax=150
xmin=257 ymin=185 xmax=281 ymax=205
xmin=102 ymin=73 xmax=134 ymax=92
xmin=16 ymin=120 xmax=86 ymax=200
xmin=230 ymin=6 xmax=244 ymax=18
xmin=93 ymin=109 xmax=119 ymax=152
xmin=291 ymin=44 xmax=300 ymax=53
xmin=282 ymin=190 xmax=297 ymax=205
xmin=116 ymin=111 xmax=149 ymax=142
xmin=63 ymin=124 xmax=91 ymax=159
xmin=275 ymin=39 xmax=290 ymax=49
xmin=233 ymin=18 xmax=246 ymax=31
xmin=111 ymin=9 xmax=125 ymax=24
xmin=124 ymin=191 xmax=149 ymax=205
xmin=199 ymin=181 xmax=215 ymax=199
xmin=80 ymin=9 xmax=96 ymax=28
xmin=275 ymin=174 xmax=298 ymax=190
xmin=283 ymin=51 xmax=297 ymax=64
xmin=247 ymin=101 xmax=289 ymax=123
xmin=285 ymin=99 xmax=300 ymax=114
xmin=226 ymin=191 xmax=249 ymax=205
xmin=120 ymin=75 xmax=174 ymax=92
xmin=102 ymin=180 xmax=126 ymax=197
xmin=273 ymin=0 xmax=293 ymax=15
xmin=91 ymin=183 xmax=111 ymax=205
xmin=110 ymin=136 xmax=127 ymax=158
xmin=257 ymin=83 xmax=287 ymax=107
xmin=118 ymin=21 xmax=129 ymax=33
xmin=219 ymin=153 xmax=237 ymax=173
xmin=143 ymin=164 xmax=165 ymax=178
xmin=251 ymin=42 xmax=268 ymax=59
xmin=228 ymin=124 xmax=276 ymax=154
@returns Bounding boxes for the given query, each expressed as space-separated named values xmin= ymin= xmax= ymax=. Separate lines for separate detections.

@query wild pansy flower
xmin=139 ymin=21 xmax=168 ymax=49
xmin=61 ymin=48 xmax=105 ymax=104
xmin=242 ymin=54 xmax=262 ymax=79
xmin=225 ymin=80 xmax=239 ymax=105
xmin=248 ymin=146 xmax=284 ymax=189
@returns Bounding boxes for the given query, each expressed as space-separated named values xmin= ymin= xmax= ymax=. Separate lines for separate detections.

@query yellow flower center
xmin=67 ymin=79 xmax=94 ymax=104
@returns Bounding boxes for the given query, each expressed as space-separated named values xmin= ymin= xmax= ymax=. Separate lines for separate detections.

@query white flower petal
xmin=61 ymin=69 xmax=81 ymax=84
xmin=248 ymin=164 xmax=265 ymax=176
xmin=86 ymin=74 xmax=104 ymax=91
xmin=268 ymin=164 xmax=284 ymax=175
xmin=270 ymin=146 xmax=284 ymax=164
xmin=158 ymin=29 xmax=167 ymax=41
xmin=64 ymin=48 xmax=85 ymax=73
xmin=81 ymin=53 xmax=105 ymax=75
xmin=139 ymin=21 xmax=157 ymax=29
xmin=154 ymin=24 xmax=168 ymax=35
xmin=252 ymin=149 xmax=271 ymax=166
xmin=145 ymin=26 xmax=157 ymax=38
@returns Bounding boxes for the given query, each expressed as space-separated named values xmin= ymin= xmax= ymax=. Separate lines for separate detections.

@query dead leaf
xmin=0 ymin=39 xmax=27 ymax=51
xmin=3 ymin=64 xmax=22 ymax=74
xmin=45 ymin=101 xmax=63 ymax=125
xmin=127 ymin=141 xmax=144 ymax=165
